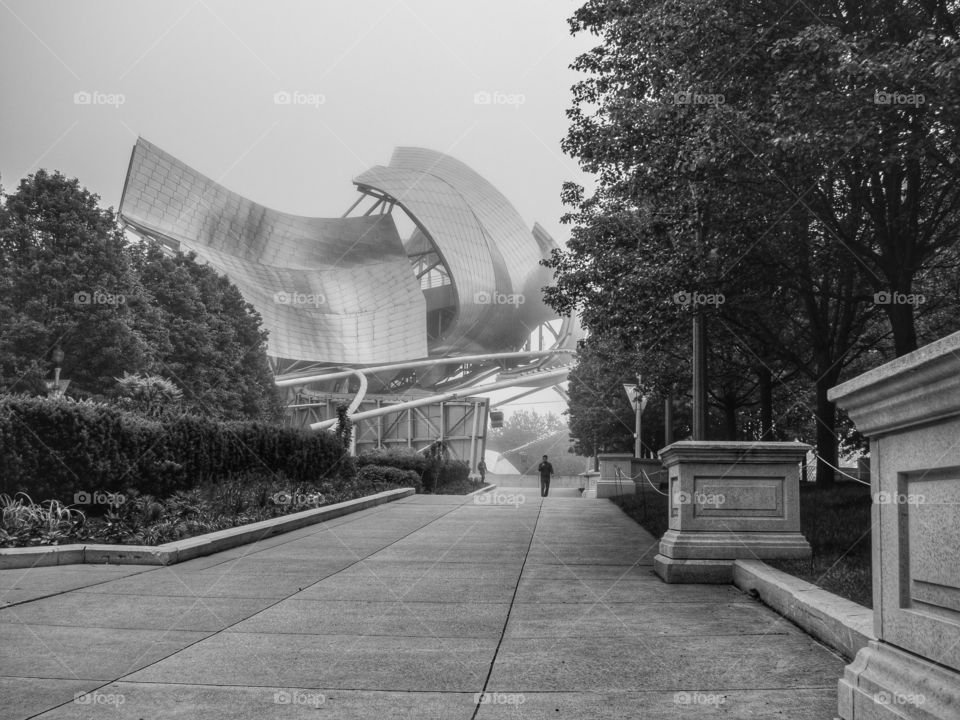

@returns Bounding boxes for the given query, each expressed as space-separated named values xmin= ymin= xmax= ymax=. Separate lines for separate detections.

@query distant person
xmin=538 ymin=455 xmax=554 ymax=497
xmin=477 ymin=459 xmax=487 ymax=482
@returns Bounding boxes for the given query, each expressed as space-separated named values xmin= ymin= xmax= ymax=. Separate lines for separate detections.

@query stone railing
xmin=829 ymin=330 xmax=960 ymax=720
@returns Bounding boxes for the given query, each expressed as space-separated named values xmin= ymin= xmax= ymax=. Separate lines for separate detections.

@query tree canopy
xmin=0 ymin=170 xmax=281 ymax=421
xmin=549 ymin=0 xmax=960 ymax=483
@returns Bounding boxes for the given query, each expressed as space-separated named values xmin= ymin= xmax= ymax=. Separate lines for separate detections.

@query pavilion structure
xmin=120 ymin=139 xmax=578 ymax=465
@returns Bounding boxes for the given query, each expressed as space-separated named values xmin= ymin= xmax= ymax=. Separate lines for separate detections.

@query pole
xmin=634 ymin=375 xmax=642 ymax=458
xmin=664 ymin=390 xmax=674 ymax=445
xmin=692 ymin=311 xmax=707 ymax=440
xmin=692 ymin=199 xmax=708 ymax=441
xmin=469 ymin=401 xmax=479 ymax=475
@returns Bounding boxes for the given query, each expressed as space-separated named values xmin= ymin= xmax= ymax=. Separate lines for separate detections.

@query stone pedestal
xmin=597 ymin=453 xmax=635 ymax=498
xmin=829 ymin=331 xmax=960 ymax=720
xmin=653 ymin=441 xmax=811 ymax=584
xmin=579 ymin=471 xmax=600 ymax=499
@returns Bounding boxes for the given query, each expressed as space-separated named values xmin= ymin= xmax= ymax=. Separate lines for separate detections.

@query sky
xmin=0 ymin=0 xmax=595 ymax=419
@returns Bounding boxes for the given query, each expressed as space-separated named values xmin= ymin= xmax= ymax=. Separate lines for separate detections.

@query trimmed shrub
xmin=436 ymin=459 xmax=470 ymax=489
xmin=356 ymin=464 xmax=422 ymax=494
xmin=356 ymin=448 xmax=432 ymax=474
xmin=356 ymin=448 xmax=469 ymax=493
xmin=0 ymin=395 xmax=349 ymax=505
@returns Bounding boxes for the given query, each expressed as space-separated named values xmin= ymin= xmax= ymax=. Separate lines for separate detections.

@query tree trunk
xmin=884 ymin=299 xmax=919 ymax=357
xmin=815 ymin=371 xmax=840 ymax=487
xmin=758 ymin=366 xmax=773 ymax=439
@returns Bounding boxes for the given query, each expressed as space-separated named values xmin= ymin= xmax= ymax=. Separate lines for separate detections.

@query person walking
xmin=538 ymin=454 xmax=554 ymax=497
xmin=477 ymin=459 xmax=487 ymax=483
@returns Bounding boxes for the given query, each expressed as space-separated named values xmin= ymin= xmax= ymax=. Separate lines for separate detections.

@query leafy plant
xmin=357 ymin=465 xmax=422 ymax=494
xmin=114 ymin=372 xmax=183 ymax=418
xmin=0 ymin=492 xmax=85 ymax=546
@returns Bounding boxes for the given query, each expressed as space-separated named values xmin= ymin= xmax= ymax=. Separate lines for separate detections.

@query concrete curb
xmin=0 ymin=488 xmax=415 ymax=570
xmin=732 ymin=559 xmax=875 ymax=661
xmin=465 ymin=484 xmax=497 ymax=497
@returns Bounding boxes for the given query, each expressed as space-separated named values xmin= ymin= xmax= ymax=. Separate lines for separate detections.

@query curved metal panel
xmin=120 ymin=138 xmax=427 ymax=365
xmin=353 ymin=165 xmax=526 ymax=354
xmin=388 ymin=148 xmax=555 ymax=331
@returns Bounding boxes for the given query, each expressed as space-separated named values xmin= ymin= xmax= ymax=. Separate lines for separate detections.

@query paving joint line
xmin=21 ymin=500 xmax=467 ymax=720
xmin=0 ymin=502 xmax=401 ymax=610
xmin=470 ymin=496 xmax=544 ymax=720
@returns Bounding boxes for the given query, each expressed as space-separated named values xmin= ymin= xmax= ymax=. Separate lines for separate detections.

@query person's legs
xmin=540 ymin=478 xmax=550 ymax=497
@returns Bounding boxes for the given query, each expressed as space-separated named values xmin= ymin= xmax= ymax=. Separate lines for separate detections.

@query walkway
xmin=1 ymin=482 xmax=843 ymax=719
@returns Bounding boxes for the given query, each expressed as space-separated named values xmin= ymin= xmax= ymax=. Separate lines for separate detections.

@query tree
xmin=130 ymin=242 xmax=282 ymax=421
xmin=0 ymin=170 xmax=152 ymax=396
xmin=549 ymin=0 xmax=960 ymax=484
xmin=0 ymin=170 xmax=282 ymax=422
xmin=488 ymin=409 xmax=566 ymax=452
xmin=565 ymin=338 xmax=638 ymax=459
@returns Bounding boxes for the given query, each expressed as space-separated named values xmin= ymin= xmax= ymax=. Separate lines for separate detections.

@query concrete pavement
xmin=1 ymin=482 xmax=844 ymax=719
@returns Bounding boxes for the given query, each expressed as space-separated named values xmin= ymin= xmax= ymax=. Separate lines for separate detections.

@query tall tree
xmin=131 ymin=242 xmax=281 ymax=421
xmin=0 ymin=171 xmax=281 ymax=421
xmin=0 ymin=170 xmax=152 ymax=395
xmin=549 ymin=0 xmax=960 ymax=483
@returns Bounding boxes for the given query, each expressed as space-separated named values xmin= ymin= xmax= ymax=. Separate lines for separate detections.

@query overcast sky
xmin=0 ymin=0 xmax=593 ymax=240
xmin=0 ymin=0 xmax=594 ymax=425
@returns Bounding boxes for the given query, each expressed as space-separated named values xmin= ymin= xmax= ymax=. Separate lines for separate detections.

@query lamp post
xmin=51 ymin=346 xmax=64 ymax=397
xmin=691 ymin=245 xmax=720 ymax=441
xmin=623 ymin=379 xmax=647 ymax=458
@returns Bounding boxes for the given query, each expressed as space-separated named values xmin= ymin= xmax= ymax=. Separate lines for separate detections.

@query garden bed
xmin=612 ymin=481 xmax=873 ymax=607
xmin=2 ymin=466 xmax=480 ymax=549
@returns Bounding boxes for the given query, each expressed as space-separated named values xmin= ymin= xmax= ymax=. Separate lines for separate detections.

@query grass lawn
xmin=613 ymin=481 xmax=874 ymax=608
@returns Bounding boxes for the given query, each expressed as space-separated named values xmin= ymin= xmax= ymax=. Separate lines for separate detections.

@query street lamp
xmin=692 ymin=247 xmax=720 ymax=441
xmin=623 ymin=378 xmax=647 ymax=458
xmin=51 ymin=346 xmax=64 ymax=397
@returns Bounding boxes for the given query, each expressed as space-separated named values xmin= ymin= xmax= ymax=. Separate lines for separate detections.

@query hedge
xmin=356 ymin=447 xmax=432 ymax=474
xmin=0 ymin=395 xmax=350 ymax=504
xmin=356 ymin=464 xmax=423 ymax=494
xmin=356 ymin=447 xmax=469 ymax=492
